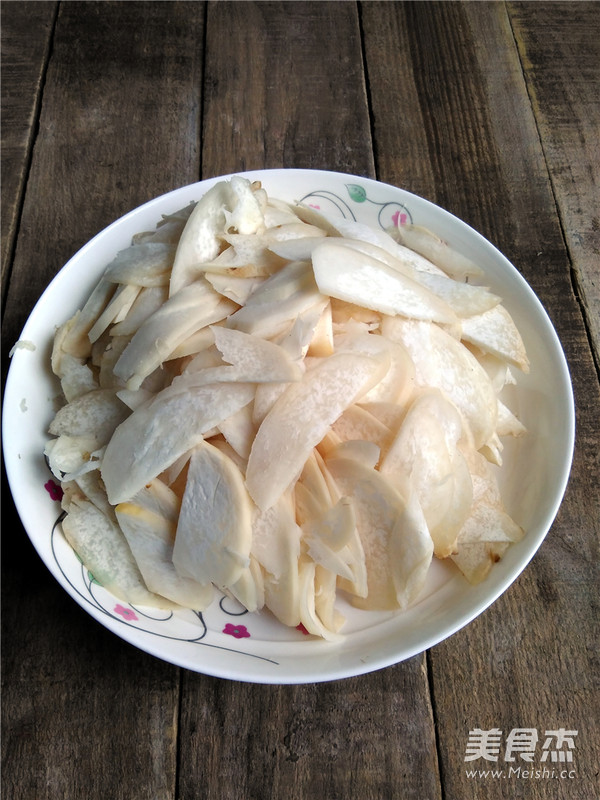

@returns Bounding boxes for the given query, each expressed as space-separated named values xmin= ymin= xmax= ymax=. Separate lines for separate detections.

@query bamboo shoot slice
xmin=103 ymin=242 xmax=175 ymax=287
xmin=227 ymin=555 xmax=265 ymax=613
xmin=61 ymin=488 xmax=171 ymax=608
xmin=326 ymin=456 xmax=406 ymax=610
xmin=326 ymin=456 xmax=433 ymax=611
xmin=460 ymin=304 xmax=530 ymax=372
xmin=246 ymin=351 xmax=388 ymax=510
xmin=382 ymin=317 xmax=498 ymax=450
xmin=413 ymin=271 xmax=500 ymax=317
xmin=252 ymin=492 xmax=302 ymax=628
xmin=101 ymin=381 xmax=255 ymax=504
xmin=298 ymin=559 xmax=344 ymax=641
xmin=49 ymin=388 xmax=129 ymax=446
xmin=311 ymin=240 xmax=458 ymax=324
xmin=116 ymin=502 xmax=214 ymax=609
xmin=169 ymin=181 xmax=234 ymax=296
xmin=112 ymin=280 xmax=224 ymax=390
xmin=380 ymin=389 xmax=472 ymax=558
xmin=393 ymin=222 xmax=484 ymax=281
xmin=172 ymin=441 xmax=253 ymax=588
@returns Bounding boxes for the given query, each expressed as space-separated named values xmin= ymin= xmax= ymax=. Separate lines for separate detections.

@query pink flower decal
xmin=309 ymin=203 xmax=321 ymax=210
xmin=114 ymin=604 xmax=138 ymax=621
xmin=223 ymin=623 xmax=250 ymax=639
xmin=391 ymin=210 xmax=408 ymax=228
xmin=44 ymin=479 xmax=63 ymax=502
xmin=296 ymin=623 xmax=310 ymax=636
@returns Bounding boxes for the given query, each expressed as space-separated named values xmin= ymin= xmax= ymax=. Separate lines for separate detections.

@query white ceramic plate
xmin=3 ymin=169 xmax=574 ymax=683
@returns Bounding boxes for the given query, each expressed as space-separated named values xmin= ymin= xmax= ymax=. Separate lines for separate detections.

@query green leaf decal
xmin=346 ymin=184 xmax=367 ymax=203
xmin=88 ymin=570 xmax=101 ymax=585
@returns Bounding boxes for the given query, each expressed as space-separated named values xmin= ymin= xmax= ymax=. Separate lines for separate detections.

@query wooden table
xmin=2 ymin=3 xmax=598 ymax=798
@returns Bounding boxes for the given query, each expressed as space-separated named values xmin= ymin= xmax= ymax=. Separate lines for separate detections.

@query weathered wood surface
xmin=2 ymin=2 xmax=598 ymax=799
xmin=510 ymin=1 xmax=600 ymax=364
xmin=1 ymin=1 xmax=56 ymax=297
xmin=362 ymin=5 xmax=599 ymax=798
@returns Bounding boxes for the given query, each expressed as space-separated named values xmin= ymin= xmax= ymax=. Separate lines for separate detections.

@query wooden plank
xmin=1 ymin=551 xmax=179 ymax=800
xmin=362 ymin=2 xmax=599 ymax=798
xmin=176 ymin=3 xmax=442 ymax=800
xmin=178 ymin=664 xmax=439 ymax=800
xmin=1 ymin=0 xmax=204 ymax=360
xmin=3 ymin=3 xmax=597 ymax=800
xmin=509 ymin=1 xmax=600 ymax=365
xmin=1 ymin=3 xmax=207 ymax=798
xmin=201 ymin=0 xmax=375 ymax=176
xmin=0 ymin=1 xmax=57 ymax=300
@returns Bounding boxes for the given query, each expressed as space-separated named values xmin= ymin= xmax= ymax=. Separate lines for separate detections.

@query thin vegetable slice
xmin=246 ymin=350 xmax=389 ymax=510
xmin=311 ymin=240 xmax=458 ymax=324
xmin=101 ymin=381 xmax=255 ymax=504
xmin=326 ymin=455 xmax=433 ymax=611
xmin=172 ymin=441 xmax=253 ymax=588
xmin=112 ymin=279 xmax=226 ymax=390
xmin=460 ymin=304 xmax=530 ymax=372
xmin=49 ymin=388 xmax=129 ymax=446
xmin=116 ymin=502 xmax=214 ymax=609
xmin=252 ymin=492 xmax=303 ymax=628
xmin=61 ymin=485 xmax=172 ymax=608
xmin=382 ymin=316 xmax=498 ymax=450
xmin=393 ymin=222 xmax=484 ymax=281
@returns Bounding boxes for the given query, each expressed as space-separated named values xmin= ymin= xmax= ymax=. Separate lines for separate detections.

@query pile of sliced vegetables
xmin=46 ymin=176 xmax=529 ymax=640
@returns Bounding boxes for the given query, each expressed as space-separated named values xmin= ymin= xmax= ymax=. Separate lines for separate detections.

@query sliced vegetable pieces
xmin=245 ymin=350 xmax=389 ymax=510
xmin=382 ymin=317 xmax=498 ymax=450
xmin=116 ymin=500 xmax=214 ymax=609
xmin=380 ymin=389 xmax=472 ymax=558
xmin=112 ymin=279 xmax=230 ymax=390
xmin=251 ymin=492 xmax=303 ymax=628
xmin=311 ymin=240 xmax=458 ymax=324
xmin=45 ymin=175 xmax=530 ymax=639
xmin=460 ymin=304 xmax=530 ymax=372
xmin=326 ymin=455 xmax=433 ymax=611
xmin=101 ymin=381 xmax=255 ymax=504
xmin=172 ymin=441 xmax=253 ymax=588
xmin=393 ymin=222 xmax=484 ymax=281
xmin=49 ymin=388 xmax=129 ymax=446
xmin=61 ymin=484 xmax=172 ymax=608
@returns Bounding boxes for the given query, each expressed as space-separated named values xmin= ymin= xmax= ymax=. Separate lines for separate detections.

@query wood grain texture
xmin=201 ymin=0 xmax=375 ymax=177
xmin=0 ymin=1 xmax=56 ymax=299
xmin=178 ymin=664 xmax=440 ymax=800
xmin=1 ymin=0 xmax=205 ymax=362
xmin=1 ymin=3 xmax=207 ymax=798
xmin=509 ymin=1 xmax=600 ymax=368
xmin=2 ymin=1 xmax=598 ymax=798
xmin=1 ymin=548 xmax=179 ymax=800
xmin=362 ymin=3 xmax=599 ymax=798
